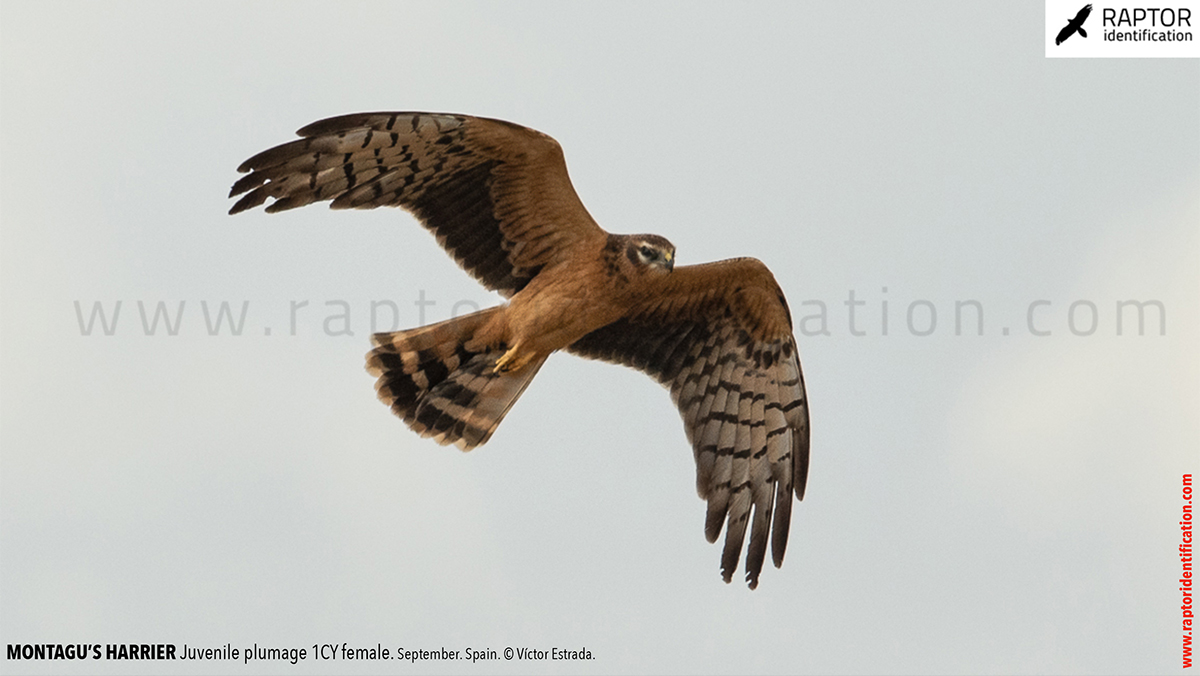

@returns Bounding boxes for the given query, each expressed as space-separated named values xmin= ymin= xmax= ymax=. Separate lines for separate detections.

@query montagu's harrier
xmin=229 ymin=112 xmax=810 ymax=588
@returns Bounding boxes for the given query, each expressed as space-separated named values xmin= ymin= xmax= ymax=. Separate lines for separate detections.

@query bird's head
xmin=626 ymin=234 xmax=675 ymax=274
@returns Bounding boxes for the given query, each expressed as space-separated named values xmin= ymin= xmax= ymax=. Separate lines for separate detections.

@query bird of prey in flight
xmin=229 ymin=112 xmax=810 ymax=589
xmin=1056 ymin=4 xmax=1093 ymax=45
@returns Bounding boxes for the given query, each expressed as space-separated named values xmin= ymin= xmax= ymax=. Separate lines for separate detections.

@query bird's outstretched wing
xmin=567 ymin=258 xmax=810 ymax=589
xmin=1055 ymin=23 xmax=1075 ymax=45
xmin=1075 ymin=3 xmax=1092 ymax=37
xmin=230 ymin=112 xmax=607 ymax=297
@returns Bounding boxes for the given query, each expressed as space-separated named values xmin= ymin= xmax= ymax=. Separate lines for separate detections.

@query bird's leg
xmin=493 ymin=344 xmax=536 ymax=374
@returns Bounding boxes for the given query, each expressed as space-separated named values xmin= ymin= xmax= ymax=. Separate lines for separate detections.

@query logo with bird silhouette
xmin=1056 ymin=4 xmax=1093 ymax=45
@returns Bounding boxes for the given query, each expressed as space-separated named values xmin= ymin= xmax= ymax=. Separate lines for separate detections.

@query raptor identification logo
xmin=1046 ymin=0 xmax=1200 ymax=56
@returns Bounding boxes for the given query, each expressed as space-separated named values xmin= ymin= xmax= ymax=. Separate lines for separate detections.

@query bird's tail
xmin=1078 ymin=27 xmax=1087 ymax=38
xmin=366 ymin=308 xmax=546 ymax=450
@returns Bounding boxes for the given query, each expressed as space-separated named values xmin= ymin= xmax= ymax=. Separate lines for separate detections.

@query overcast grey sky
xmin=2 ymin=1 xmax=1198 ymax=674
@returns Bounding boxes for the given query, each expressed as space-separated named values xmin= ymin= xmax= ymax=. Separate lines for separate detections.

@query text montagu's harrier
xmin=229 ymin=112 xmax=810 ymax=588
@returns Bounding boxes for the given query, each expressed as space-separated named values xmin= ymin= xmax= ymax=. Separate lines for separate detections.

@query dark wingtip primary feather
xmin=229 ymin=172 xmax=267 ymax=198
xmin=228 ymin=190 xmax=267 ymax=215
xmin=770 ymin=474 xmax=793 ymax=568
xmin=794 ymin=428 xmax=810 ymax=501
xmin=295 ymin=112 xmax=393 ymax=137
xmin=704 ymin=496 xmax=726 ymax=543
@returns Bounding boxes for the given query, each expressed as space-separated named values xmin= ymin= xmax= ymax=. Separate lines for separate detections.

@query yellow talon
xmin=493 ymin=346 xmax=535 ymax=374
xmin=493 ymin=350 xmax=515 ymax=373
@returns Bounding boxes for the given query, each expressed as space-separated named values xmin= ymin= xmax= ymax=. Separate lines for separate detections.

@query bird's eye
xmin=640 ymin=246 xmax=657 ymax=260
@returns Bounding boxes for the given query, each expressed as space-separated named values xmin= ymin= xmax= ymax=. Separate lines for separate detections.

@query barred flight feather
xmin=230 ymin=112 xmax=602 ymax=299
xmin=366 ymin=309 xmax=546 ymax=451
xmin=568 ymin=304 xmax=809 ymax=589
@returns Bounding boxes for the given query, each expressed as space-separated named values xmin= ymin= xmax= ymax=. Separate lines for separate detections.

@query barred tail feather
xmin=365 ymin=308 xmax=545 ymax=450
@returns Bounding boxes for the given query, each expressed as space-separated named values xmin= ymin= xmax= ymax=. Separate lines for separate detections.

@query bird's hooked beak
xmin=665 ymin=250 xmax=675 ymax=272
